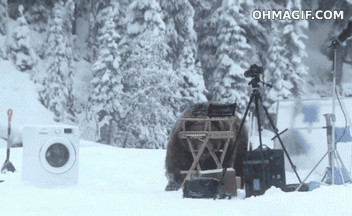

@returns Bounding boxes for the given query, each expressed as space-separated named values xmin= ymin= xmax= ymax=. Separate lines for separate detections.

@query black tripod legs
xmin=224 ymin=88 xmax=301 ymax=185
xmin=226 ymin=93 xmax=255 ymax=167
xmin=254 ymin=92 xmax=264 ymax=152
xmin=258 ymin=97 xmax=302 ymax=183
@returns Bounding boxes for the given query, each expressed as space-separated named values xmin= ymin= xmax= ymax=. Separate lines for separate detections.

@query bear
xmin=165 ymin=103 xmax=248 ymax=191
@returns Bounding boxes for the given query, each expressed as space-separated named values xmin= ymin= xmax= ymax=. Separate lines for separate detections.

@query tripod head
xmin=244 ymin=64 xmax=272 ymax=89
xmin=248 ymin=76 xmax=261 ymax=88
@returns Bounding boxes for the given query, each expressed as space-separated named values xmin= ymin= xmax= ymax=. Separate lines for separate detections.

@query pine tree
xmin=39 ymin=1 xmax=74 ymax=122
xmin=209 ymin=0 xmax=251 ymax=112
xmin=62 ymin=0 xmax=81 ymax=62
xmin=0 ymin=0 xmax=7 ymax=35
xmin=160 ymin=0 xmax=197 ymax=66
xmin=262 ymin=0 xmax=308 ymax=111
xmin=120 ymin=0 xmax=180 ymax=149
xmin=11 ymin=5 xmax=36 ymax=71
xmin=86 ymin=0 xmax=122 ymax=63
xmin=161 ymin=0 xmax=207 ymax=112
xmin=86 ymin=0 xmax=106 ymax=62
xmin=265 ymin=23 xmax=294 ymax=108
xmin=62 ymin=0 xmax=75 ymax=34
xmin=177 ymin=43 xmax=207 ymax=111
xmin=282 ymin=0 xmax=308 ymax=96
xmin=89 ymin=5 xmax=124 ymax=145
xmin=63 ymin=0 xmax=76 ymax=121
xmin=23 ymin=1 xmax=51 ymax=33
xmin=0 ymin=0 xmax=8 ymax=59
xmin=191 ymin=0 xmax=220 ymax=88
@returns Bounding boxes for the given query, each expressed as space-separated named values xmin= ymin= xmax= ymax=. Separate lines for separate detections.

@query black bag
xmin=183 ymin=177 xmax=220 ymax=199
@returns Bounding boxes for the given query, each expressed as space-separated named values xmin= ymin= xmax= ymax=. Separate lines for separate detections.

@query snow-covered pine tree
xmin=265 ymin=23 xmax=294 ymax=109
xmin=261 ymin=0 xmax=308 ymax=112
xmin=0 ymin=0 xmax=7 ymax=35
xmin=23 ymin=1 xmax=51 ymax=33
xmin=39 ymin=1 xmax=74 ymax=122
xmin=11 ymin=5 xmax=36 ymax=71
xmin=191 ymin=0 xmax=220 ymax=89
xmin=86 ymin=0 xmax=106 ymax=62
xmin=62 ymin=0 xmax=77 ymax=121
xmin=89 ymin=4 xmax=124 ymax=146
xmin=0 ymin=0 xmax=8 ymax=59
xmin=63 ymin=0 xmax=75 ymax=34
xmin=86 ymin=0 xmax=117 ymax=63
xmin=62 ymin=0 xmax=81 ymax=62
xmin=235 ymin=0 xmax=266 ymax=64
xmin=177 ymin=42 xmax=207 ymax=111
xmin=160 ymin=0 xmax=207 ymax=112
xmin=160 ymin=0 xmax=197 ymax=66
xmin=281 ymin=0 xmax=308 ymax=96
xmin=120 ymin=0 xmax=180 ymax=149
xmin=209 ymin=0 xmax=251 ymax=112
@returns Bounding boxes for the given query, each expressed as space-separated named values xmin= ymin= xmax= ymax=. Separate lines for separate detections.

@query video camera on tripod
xmin=244 ymin=64 xmax=272 ymax=89
xmin=228 ymin=64 xmax=303 ymax=197
xmin=244 ymin=64 xmax=263 ymax=78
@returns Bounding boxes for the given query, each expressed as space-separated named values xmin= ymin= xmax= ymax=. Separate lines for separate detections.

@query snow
xmin=0 ymin=60 xmax=55 ymax=144
xmin=0 ymin=141 xmax=351 ymax=216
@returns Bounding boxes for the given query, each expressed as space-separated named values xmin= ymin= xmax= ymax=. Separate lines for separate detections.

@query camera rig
xmin=227 ymin=64 xmax=302 ymax=197
xmin=244 ymin=64 xmax=272 ymax=89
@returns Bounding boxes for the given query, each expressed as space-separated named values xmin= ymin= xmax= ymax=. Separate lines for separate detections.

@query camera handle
xmin=259 ymin=81 xmax=272 ymax=88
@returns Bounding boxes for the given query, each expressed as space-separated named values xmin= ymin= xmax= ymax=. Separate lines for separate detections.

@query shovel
xmin=1 ymin=109 xmax=16 ymax=173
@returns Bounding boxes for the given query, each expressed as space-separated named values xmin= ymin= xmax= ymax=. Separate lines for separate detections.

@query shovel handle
xmin=7 ymin=109 xmax=12 ymax=123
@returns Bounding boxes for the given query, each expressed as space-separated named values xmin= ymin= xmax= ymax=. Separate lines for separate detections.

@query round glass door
xmin=40 ymin=137 xmax=76 ymax=174
xmin=45 ymin=143 xmax=70 ymax=168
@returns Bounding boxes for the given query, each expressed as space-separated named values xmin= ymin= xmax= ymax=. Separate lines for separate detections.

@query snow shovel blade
xmin=1 ymin=160 xmax=16 ymax=174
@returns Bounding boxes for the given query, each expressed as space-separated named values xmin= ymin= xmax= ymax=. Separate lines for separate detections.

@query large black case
xmin=183 ymin=177 xmax=220 ymax=199
xmin=243 ymin=148 xmax=286 ymax=197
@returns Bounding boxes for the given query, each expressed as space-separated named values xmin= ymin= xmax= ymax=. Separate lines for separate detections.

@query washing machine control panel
xmin=64 ymin=128 xmax=73 ymax=134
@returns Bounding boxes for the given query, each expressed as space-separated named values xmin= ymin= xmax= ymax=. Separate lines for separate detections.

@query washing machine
xmin=22 ymin=125 xmax=79 ymax=187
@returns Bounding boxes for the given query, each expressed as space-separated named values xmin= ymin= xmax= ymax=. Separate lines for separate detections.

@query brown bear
xmin=165 ymin=103 xmax=248 ymax=191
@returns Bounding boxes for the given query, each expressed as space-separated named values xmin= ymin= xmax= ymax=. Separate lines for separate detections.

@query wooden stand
xmin=178 ymin=116 xmax=236 ymax=188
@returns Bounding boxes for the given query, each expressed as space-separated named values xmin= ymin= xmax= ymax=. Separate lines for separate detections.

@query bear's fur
xmin=165 ymin=103 xmax=248 ymax=191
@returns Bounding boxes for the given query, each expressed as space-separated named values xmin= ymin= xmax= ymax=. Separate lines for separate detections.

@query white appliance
xmin=22 ymin=125 xmax=79 ymax=187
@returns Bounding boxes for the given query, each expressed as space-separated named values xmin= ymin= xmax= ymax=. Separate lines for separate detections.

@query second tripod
xmin=226 ymin=65 xmax=302 ymax=190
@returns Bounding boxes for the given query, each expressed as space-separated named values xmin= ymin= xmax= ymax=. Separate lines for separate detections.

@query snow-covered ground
xmin=0 ymin=142 xmax=351 ymax=216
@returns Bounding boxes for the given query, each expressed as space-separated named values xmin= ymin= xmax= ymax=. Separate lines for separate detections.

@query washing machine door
xmin=40 ymin=137 xmax=77 ymax=174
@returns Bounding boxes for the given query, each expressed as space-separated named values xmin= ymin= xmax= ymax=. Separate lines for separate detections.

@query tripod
xmin=296 ymin=40 xmax=351 ymax=191
xmin=226 ymin=72 xmax=302 ymax=184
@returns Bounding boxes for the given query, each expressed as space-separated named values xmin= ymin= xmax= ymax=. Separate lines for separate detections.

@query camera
xmin=244 ymin=64 xmax=263 ymax=78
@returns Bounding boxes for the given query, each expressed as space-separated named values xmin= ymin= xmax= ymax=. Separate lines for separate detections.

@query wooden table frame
xmin=178 ymin=117 xmax=236 ymax=188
